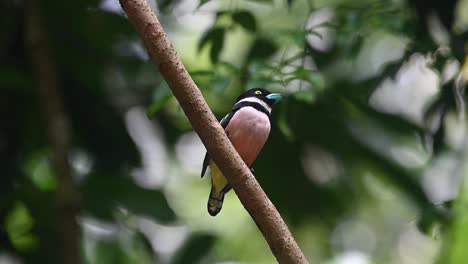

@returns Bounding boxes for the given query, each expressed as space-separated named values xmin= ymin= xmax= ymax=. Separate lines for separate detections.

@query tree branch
xmin=118 ymin=0 xmax=307 ymax=263
xmin=25 ymin=0 xmax=81 ymax=263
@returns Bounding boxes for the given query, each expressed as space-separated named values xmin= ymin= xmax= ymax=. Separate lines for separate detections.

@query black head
xmin=236 ymin=88 xmax=284 ymax=106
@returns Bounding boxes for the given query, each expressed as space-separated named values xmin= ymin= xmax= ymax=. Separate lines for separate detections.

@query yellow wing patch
xmin=209 ymin=161 xmax=229 ymax=193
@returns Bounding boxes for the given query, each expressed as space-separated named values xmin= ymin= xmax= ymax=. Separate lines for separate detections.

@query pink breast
xmin=225 ymin=107 xmax=271 ymax=166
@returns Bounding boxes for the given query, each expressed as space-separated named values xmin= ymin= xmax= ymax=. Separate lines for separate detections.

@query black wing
xmin=201 ymin=111 xmax=235 ymax=177
xmin=200 ymin=152 xmax=210 ymax=177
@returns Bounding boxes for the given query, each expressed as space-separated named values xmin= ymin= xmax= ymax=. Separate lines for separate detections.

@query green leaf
xmin=81 ymin=173 xmax=176 ymax=223
xmin=198 ymin=27 xmax=224 ymax=52
xmin=6 ymin=201 xmax=39 ymax=251
xmin=219 ymin=61 xmax=240 ymax=75
xmin=147 ymin=93 xmax=174 ymax=117
xmin=232 ymin=11 xmax=257 ymax=32
xmin=198 ymin=27 xmax=225 ymax=63
xmin=24 ymin=150 xmax=57 ymax=191
xmin=198 ymin=0 xmax=211 ymax=7
xmin=147 ymin=83 xmax=176 ymax=117
xmin=275 ymin=29 xmax=307 ymax=47
xmin=210 ymin=29 xmax=225 ymax=63
xmin=277 ymin=106 xmax=295 ymax=141
xmin=308 ymin=72 xmax=325 ymax=90
xmin=172 ymin=233 xmax=216 ymax=264
xmin=247 ymin=37 xmax=278 ymax=61
xmin=435 ymin=168 xmax=468 ymax=264
xmin=286 ymin=68 xmax=325 ymax=90
xmin=292 ymin=68 xmax=310 ymax=80
xmin=349 ymin=34 xmax=364 ymax=57
xmin=93 ymin=240 xmax=128 ymax=264
xmin=292 ymin=90 xmax=316 ymax=103
xmin=416 ymin=206 xmax=446 ymax=239
xmin=0 ymin=67 xmax=33 ymax=90
xmin=189 ymin=70 xmax=215 ymax=77
xmin=307 ymin=30 xmax=323 ymax=39
xmin=215 ymin=11 xmax=230 ymax=20
xmin=91 ymin=230 xmax=155 ymax=263
xmin=156 ymin=0 xmax=173 ymax=11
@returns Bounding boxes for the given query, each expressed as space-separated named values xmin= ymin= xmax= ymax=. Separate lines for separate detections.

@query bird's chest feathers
xmin=225 ymin=107 xmax=271 ymax=165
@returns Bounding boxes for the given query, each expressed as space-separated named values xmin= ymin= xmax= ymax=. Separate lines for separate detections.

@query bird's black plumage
xmin=235 ymin=87 xmax=279 ymax=106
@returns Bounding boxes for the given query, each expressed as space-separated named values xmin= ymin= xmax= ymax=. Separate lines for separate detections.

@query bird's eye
xmin=254 ymin=91 xmax=262 ymax=95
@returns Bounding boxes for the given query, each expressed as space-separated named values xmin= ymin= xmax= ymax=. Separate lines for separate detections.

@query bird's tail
xmin=207 ymin=186 xmax=225 ymax=216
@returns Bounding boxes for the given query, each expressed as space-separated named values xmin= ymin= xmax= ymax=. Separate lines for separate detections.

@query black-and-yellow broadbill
xmin=201 ymin=88 xmax=284 ymax=216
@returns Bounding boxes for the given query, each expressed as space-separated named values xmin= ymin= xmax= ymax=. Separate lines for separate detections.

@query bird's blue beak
xmin=266 ymin=93 xmax=284 ymax=105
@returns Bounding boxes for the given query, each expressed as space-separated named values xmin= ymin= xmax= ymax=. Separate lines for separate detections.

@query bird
xmin=201 ymin=88 xmax=284 ymax=216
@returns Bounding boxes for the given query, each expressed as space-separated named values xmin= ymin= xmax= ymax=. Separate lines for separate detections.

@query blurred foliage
xmin=1 ymin=0 xmax=467 ymax=263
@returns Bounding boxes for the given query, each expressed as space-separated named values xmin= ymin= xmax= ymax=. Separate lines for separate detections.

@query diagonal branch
xmin=119 ymin=0 xmax=307 ymax=263
xmin=25 ymin=0 xmax=81 ymax=263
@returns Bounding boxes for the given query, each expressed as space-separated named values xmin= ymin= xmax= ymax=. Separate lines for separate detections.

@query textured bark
xmin=119 ymin=0 xmax=308 ymax=263
xmin=25 ymin=0 xmax=81 ymax=263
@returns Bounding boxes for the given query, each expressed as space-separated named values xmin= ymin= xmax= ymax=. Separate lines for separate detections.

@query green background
xmin=1 ymin=0 xmax=468 ymax=263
